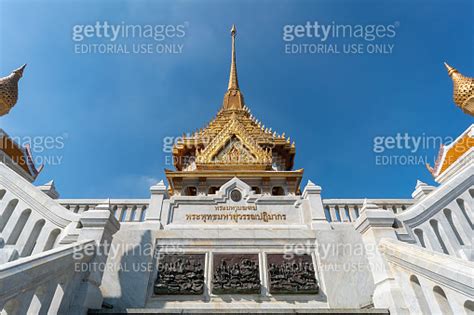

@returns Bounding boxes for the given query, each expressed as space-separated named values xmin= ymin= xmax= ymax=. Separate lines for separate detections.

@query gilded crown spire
xmin=444 ymin=62 xmax=474 ymax=116
xmin=222 ymin=25 xmax=244 ymax=110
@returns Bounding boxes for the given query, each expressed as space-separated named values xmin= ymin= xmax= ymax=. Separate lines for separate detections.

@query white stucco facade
xmin=0 ymin=124 xmax=472 ymax=313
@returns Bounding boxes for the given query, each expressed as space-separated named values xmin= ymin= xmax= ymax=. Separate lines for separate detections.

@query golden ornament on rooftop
xmin=0 ymin=64 xmax=26 ymax=116
xmin=444 ymin=62 xmax=474 ymax=116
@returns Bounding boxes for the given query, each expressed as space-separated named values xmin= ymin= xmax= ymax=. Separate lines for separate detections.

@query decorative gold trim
xmin=195 ymin=116 xmax=272 ymax=169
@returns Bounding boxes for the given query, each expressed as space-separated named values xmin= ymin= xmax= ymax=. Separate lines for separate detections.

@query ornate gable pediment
xmin=195 ymin=117 xmax=272 ymax=170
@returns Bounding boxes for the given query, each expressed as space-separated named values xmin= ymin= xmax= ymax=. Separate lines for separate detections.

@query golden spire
xmin=228 ymin=25 xmax=239 ymax=90
xmin=444 ymin=62 xmax=474 ymax=116
xmin=222 ymin=25 xmax=244 ymax=110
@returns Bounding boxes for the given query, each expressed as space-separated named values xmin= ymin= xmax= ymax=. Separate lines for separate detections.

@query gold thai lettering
xmin=214 ymin=205 xmax=257 ymax=211
xmin=185 ymin=211 xmax=286 ymax=223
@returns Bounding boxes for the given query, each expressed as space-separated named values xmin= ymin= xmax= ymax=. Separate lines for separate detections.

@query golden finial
xmin=0 ymin=64 xmax=26 ymax=116
xmin=228 ymin=24 xmax=239 ymax=91
xmin=444 ymin=62 xmax=474 ymax=116
xmin=444 ymin=62 xmax=457 ymax=77
xmin=222 ymin=25 xmax=245 ymax=110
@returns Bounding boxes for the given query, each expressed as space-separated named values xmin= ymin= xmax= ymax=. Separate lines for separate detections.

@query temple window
xmin=185 ymin=186 xmax=197 ymax=196
xmin=208 ymin=186 xmax=220 ymax=195
xmin=251 ymin=186 xmax=261 ymax=194
xmin=271 ymin=186 xmax=285 ymax=196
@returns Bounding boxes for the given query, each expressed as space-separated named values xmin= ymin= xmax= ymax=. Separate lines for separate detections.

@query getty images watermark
xmin=283 ymin=21 xmax=399 ymax=55
xmin=72 ymin=21 xmax=188 ymax=54
xmin=373 ymin=133 xmax=454 ymax=166
xmin=0 ymin=134 xmax=67 ymax=167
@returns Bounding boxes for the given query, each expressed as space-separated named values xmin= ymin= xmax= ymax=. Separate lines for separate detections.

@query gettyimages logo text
xmin=283 ymin=21 xmax=399 ymax=55
xmin=72 ymin=21 xmax=188 ymax=55
xmin=372 ymin=132 xmax=454 ymax=167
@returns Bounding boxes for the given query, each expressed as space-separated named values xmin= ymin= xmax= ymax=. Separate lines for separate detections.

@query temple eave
xmin=165 ymin=168 xmax=304 ymax=177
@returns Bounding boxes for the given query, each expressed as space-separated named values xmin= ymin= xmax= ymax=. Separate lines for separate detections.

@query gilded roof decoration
xmin=444 ymin=62 xmax=474 ymax=116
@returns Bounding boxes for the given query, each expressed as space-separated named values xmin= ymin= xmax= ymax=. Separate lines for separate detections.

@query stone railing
xmin=322 ymin=199 xmax=414 ymax=223
xmin=0 ymin=204 xmax=119 ymax=314
xmin=0 ymin=163 xmax=82 ymax=263
xmin=0 ymin=161 xmax=120 ymax=314
xmin=0 ymin=240 xmax=96 ymax=315
xmin=379 ymin=238 xmax=473 ymax=315
xmin=396 ymin=161 xmax=473 ymax=261
xmin=59 ymin=199 xmax=149 ymax=223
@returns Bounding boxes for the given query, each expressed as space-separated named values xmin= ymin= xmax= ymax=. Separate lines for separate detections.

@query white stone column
xmin=0 ymin=203 xmax=25 ymax=241
xmin=72 ymin=204 xmax=120 ymax=313
xmin=436 ymin=214 xmax=466 ymax=259
xmin=204 ymin=251 xmax=212 ymax=301
xmin=12 ymin=289 xmax=35 ymax=314
xmin=329 ymin=206 xmax=337 ymax=222
xmin=260 ymin=252 xmax=269 ymax=296
xmin=354 ymin=200 xmax=409 ymax=314
xmin=145 ymin=180 xmax=168 ymax=228
xmin=0 ymin=192 xmax=16 ymax=217
xmin=123 ymin=206 xmax=134 ymax=222
xmin=302 ymin=180 xmax=330 ymax=230
xmin=417 ymin=277 xmax=443 ymax=314
xmin=348 ymin=205 xmax=358 ymax=222
xmin=36 ymin=280 xmax=58 ymax=315
xmin=14 ymin=215 xmax=41 ymax=257
xmin=342 ymin=206 xmax=351 ymax=222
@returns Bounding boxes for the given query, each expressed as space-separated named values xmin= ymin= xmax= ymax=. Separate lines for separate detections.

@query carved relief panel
xmin=212 ymin=254 xmax=261 ymax=294
xmin=154 ymin=254 xmax=205 ymax=295
xmin=267 ymin=254 xmax=319 ymax=294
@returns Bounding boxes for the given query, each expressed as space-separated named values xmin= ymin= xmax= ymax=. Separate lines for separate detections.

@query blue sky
xmin=0 ymin=0 xmax=472 ymax=199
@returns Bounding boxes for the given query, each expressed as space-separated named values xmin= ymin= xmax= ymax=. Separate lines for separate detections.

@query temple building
xmin=167 ymin=25 xmax=301 ymax=198
xmin=0 ymin=26 xmax=472 ymax=314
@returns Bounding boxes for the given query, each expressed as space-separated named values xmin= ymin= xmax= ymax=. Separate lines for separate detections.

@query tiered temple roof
xmin=166 ymin=26 xmax=301 ymax=194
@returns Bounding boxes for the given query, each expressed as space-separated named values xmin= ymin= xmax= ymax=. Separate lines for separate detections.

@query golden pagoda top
xmin=171 ymin=26 xmax=296 ymax=172
xmin=444 ymin=62 xmax=474 ymax=116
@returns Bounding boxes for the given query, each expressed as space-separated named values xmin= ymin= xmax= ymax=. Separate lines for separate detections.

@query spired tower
xmin=166 ymin=25 xmax=302 ymax=197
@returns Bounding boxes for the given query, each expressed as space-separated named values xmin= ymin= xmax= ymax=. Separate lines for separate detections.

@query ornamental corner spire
xmin=222 ymin=24 xmax=244 ymax=110
xmin=0 ymin=64 xmax=27 ymax=116
xmin=444 ymin=62 xmax=474 ymax=117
